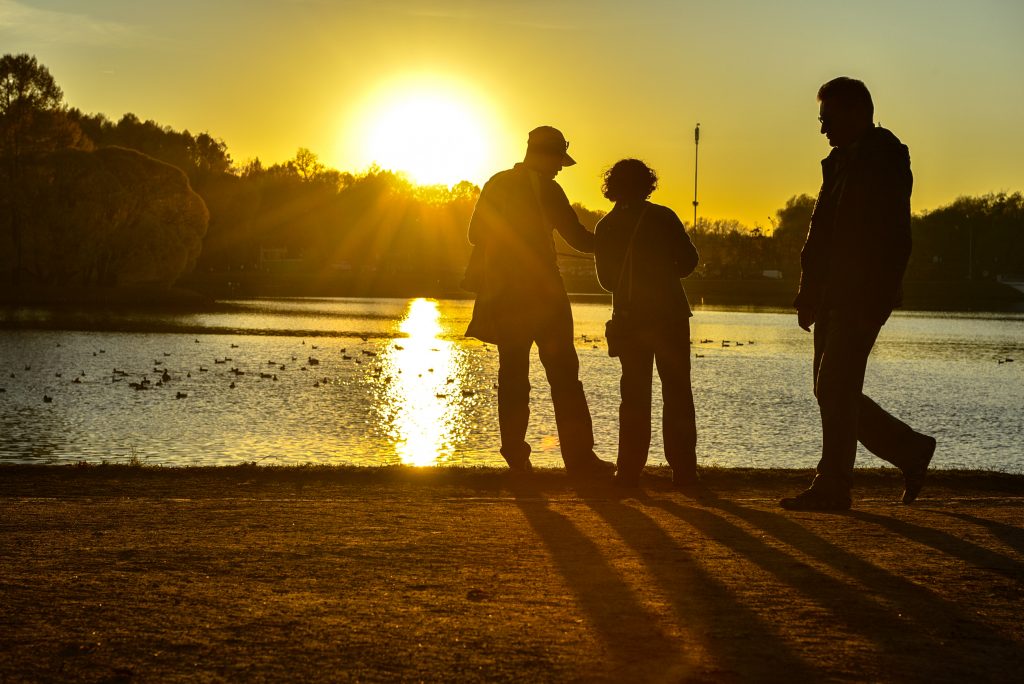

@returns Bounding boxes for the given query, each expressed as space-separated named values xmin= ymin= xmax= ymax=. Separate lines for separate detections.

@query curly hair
xmin=602 ymin=158 xmax=658 ymax=203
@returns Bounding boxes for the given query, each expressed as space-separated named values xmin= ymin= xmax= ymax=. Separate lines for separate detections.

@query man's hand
xmin=798 ymin=308 xmax=816 ymax=332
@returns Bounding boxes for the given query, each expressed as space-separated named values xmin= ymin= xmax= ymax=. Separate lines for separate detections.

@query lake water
xmin=1 ymin=298 xmax=1022 ymax=472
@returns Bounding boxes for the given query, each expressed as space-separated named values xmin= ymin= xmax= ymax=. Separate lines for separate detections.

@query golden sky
xmin=3 ymin=0 xmax=1023 ymax=227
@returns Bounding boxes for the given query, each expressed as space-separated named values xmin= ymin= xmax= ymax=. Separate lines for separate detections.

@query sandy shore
xmin=2 ymin=465 xmax=1023 ymax=682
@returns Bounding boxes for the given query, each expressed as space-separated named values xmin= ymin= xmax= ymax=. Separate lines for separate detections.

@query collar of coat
xmin=821 ymin=125 xmax=905 ymax=173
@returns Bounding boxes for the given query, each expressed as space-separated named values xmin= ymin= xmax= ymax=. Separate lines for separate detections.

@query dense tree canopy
xmin=9 ymin=147 xmax=208 ymax=287
xmin=908 ymin=192 xmax=1024 ymax=281
xmin=0 ymin=54 xmax=78 ymax=151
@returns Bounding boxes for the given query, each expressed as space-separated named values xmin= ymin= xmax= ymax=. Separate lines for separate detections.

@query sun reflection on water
xmin=377 ymin=298 xmax=469 ymax=466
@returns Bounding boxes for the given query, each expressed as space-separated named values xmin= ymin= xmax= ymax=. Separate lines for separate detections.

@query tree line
xmin=0 ymin=55 xmax=207 ymax=291
xmin=2 ymin=54 xmax=1022 ymax=300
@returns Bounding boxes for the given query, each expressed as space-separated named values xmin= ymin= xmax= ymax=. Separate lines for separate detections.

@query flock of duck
xmin=8 ymin=332 xmax=1009 ymax=406
xmin=2 ymin=336 xmax=480 ymax=405
xmin=577 ymin=332 xmax=757 ymax=355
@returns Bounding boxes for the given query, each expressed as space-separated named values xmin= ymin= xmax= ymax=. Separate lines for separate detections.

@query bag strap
xmin=613 ymin=205 xmax=649 ymax=309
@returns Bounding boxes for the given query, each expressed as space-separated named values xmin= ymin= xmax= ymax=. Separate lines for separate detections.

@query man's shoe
xmin=612 ymin=472 xmax=641 ymax=489
xmin=566 ymin=458 xmax=616 ymax=481
xmin=779 ymin=487 xmax=851 ymax=512
xmin=672 ymin=471 xmax=701 ymax=486
xmin=672 ymin=473 xmax=707 ymax=496
xmin=506 ymin=457 xmax=533 ymax=476
xmin=901 ymin=436 xmax=936 ymax=504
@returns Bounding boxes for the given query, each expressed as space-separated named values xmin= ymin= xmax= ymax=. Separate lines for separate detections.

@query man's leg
xmin=811 ymin=309 xmax=880 ymax=494
xmin=497 ymin=340 xmax=533 ymax=470
xmin=857 ymin=396 xmax=934 ymax=469
xmin=653 ymin=324 xmax=698 ymax=483
xmin=859 ymin=392 xmax=936 ymax=503
xmin=534 ymin=299 xmax=609 ymax=474
xmin=813 ymin=311 xmax=936 ymax=487
xmin=782 ymin=309 xmax=876 ymax=510
xmin=616 ymin=341 xmax=655 ymax=483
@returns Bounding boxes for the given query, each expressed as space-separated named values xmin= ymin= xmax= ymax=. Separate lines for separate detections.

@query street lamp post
xmin=692 ymin=123 xmax=700 ymax=229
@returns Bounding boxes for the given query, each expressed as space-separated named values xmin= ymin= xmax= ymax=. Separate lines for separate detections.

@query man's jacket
xmin=794 ymin=126 xmax=913 ymax=325
xmin=464 ymin=163 xmax=594 ymax=343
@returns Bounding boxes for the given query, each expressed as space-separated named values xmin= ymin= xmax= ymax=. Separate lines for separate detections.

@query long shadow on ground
xmin=653 ymin=494 xmax=1024 ymax=682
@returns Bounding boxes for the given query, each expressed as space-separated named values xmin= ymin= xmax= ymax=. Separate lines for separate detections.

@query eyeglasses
xmin=534 ymin=140 xmax=569 ymax=154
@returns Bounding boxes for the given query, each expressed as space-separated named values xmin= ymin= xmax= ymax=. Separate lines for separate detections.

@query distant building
xmin=258 ymin=247 xmax=305 ymax=273
xmin=998 ymin=275 xmax=1024 ymax=296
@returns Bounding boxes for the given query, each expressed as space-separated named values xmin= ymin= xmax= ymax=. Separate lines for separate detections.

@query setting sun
xmin=350 ymin=78 xmax=497 ymax=187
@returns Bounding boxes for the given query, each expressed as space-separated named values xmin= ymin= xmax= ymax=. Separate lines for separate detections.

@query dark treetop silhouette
xmin=463 ymin=126 xmax=614 ymax=479
xmin=780 ymin=77 xmax=937 ymax=512
xmin=4 ymin=54 xmax=1021 ymax=304
xmin=593 ymin=159 xmax=701 ymax=490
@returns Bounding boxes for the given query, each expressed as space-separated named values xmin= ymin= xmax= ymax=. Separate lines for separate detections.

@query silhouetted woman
xmin=594 ymin=159 xmax=700 ymax=488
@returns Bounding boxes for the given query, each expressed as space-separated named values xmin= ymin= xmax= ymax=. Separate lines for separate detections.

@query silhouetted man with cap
xmin=464 ymin=126 xmax=614 ymax=478
xmin=781 ymin=77 xmax=937 ymax=511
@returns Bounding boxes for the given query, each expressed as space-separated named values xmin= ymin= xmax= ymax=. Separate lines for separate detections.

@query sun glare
xmin=349 ymin=78 xmax=497 ymax=187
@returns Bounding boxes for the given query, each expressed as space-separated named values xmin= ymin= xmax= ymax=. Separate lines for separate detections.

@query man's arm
xmin=547 ymin=181 xmax=595 ymax=253
xmin=593 ymin=217 xmax=620 ymax=292
xmin=794 ymin=186 xmax=831 ymax=328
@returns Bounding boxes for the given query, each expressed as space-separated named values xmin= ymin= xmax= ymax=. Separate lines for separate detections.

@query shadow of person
xmin=667 ymin=496 xmax=1024 ymax=681
xmin=581 ymin=495 xmax=818 ymax=681
xmin=507 ymin=481 xmax=695 ymax=681
xmin=847 ymin=509 xmax=1024 ymax=580
xmin=932 ymin=509 xmax=1024 ymax=556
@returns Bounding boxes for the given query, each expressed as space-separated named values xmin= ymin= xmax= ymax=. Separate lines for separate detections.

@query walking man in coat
xmin=464 ymin=126 xmax=614 ymax=478
xmin=781 ymin=77 xmax=937 ymax=511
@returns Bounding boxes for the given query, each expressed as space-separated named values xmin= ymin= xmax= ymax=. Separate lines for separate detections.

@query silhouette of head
xmin=602 ymin=159 xmax=658 ymax=204
xmin=524 ymin=126 xmax=575 ymax=178
xmin=817 ymin=77 xmax=874 ymax=148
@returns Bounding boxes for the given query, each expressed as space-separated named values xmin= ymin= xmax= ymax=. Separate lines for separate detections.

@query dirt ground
xmin=1 ymin=465 xmax=1023 ymax=683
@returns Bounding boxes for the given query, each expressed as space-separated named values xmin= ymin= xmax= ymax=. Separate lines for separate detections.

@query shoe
xmin=672 ymin=473 xmax=706 ymax=496
xmin=672 ymin=471 xmax=701 ymax=487
xmin=673 ymin=482 xmax=707 ymax=497
xmin=901 ymin=436 xmax=936 ymax=504
xmin=779 ymin=487 xmax=851 ymax=511
xmin=566 ymin=458 xmax=616 ymax=481
xmin=506 ymin=457 xmax=533 ymax=476
xmin=612 ymin=472 xmax=641 ymax=489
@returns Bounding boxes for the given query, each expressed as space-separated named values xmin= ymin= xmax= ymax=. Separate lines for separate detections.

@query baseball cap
xmin=527 ymin=126 xmax=576 ymax=166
